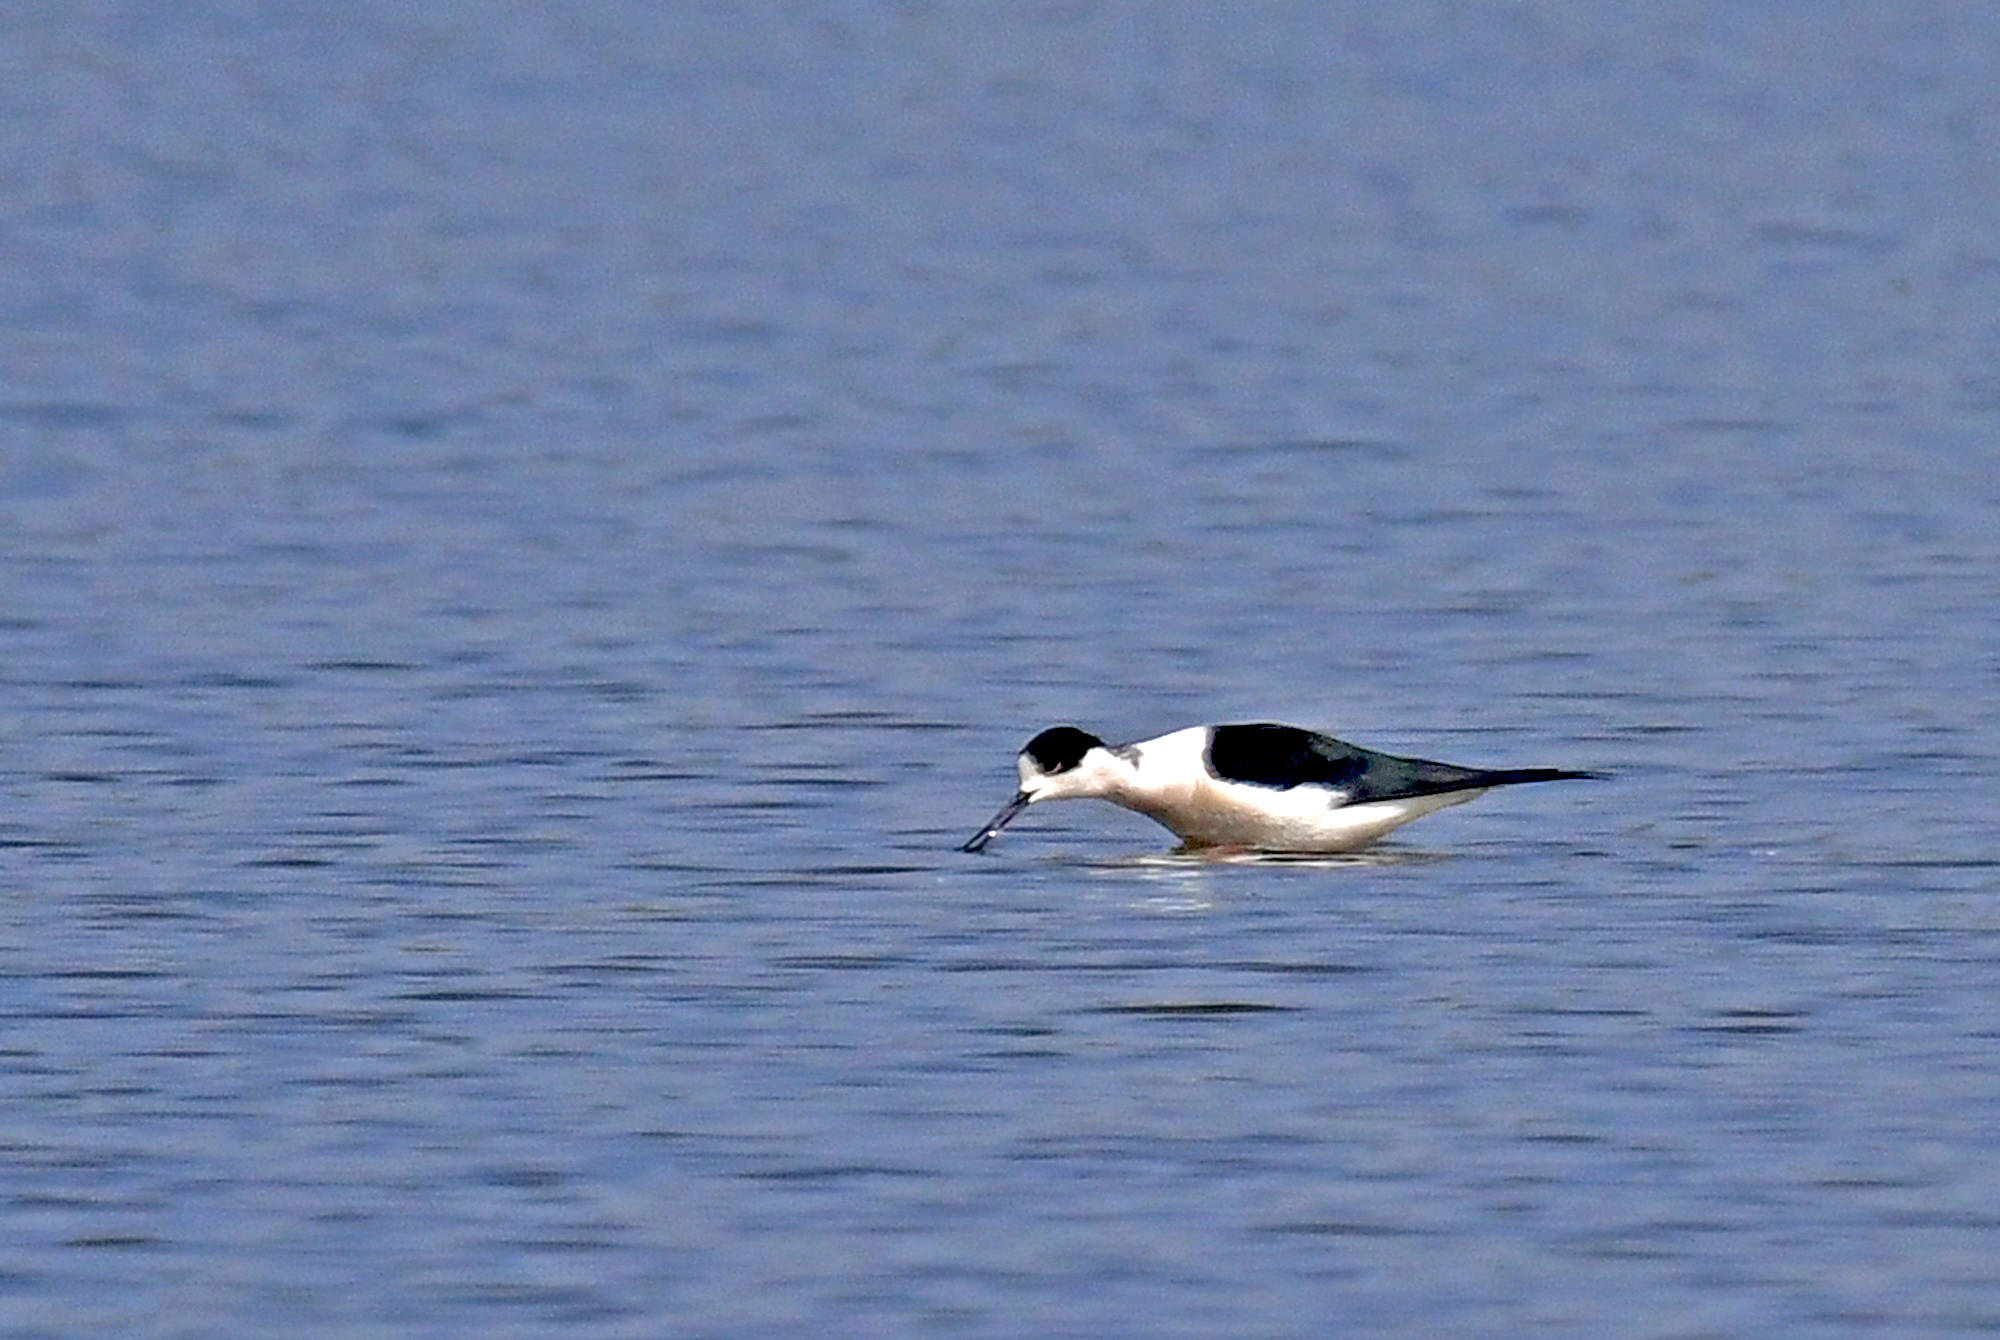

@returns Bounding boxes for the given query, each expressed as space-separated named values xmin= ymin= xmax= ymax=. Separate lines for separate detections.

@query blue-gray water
xmin=5 ymin=4 xmax=2000 ymax=1335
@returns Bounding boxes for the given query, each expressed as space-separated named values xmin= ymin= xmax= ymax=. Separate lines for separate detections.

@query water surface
xmin=4 ymin=4 xmax=2000 ymax=1335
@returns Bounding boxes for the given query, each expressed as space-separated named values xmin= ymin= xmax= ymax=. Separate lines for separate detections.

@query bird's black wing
xmin=1205 ymin=723 xmax=1591 ymax=802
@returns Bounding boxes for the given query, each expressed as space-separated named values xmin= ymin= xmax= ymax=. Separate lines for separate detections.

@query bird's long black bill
xmin=961 ymin=792 xmax=1031 ymax=853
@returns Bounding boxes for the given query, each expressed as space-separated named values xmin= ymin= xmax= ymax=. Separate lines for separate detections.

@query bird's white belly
xmin=1124 ymin=776 xmax=1486 ymax=853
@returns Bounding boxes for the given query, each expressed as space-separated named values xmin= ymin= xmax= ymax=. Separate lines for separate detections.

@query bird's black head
xmin=1021 ymin=726 xmax=1104 ymax=775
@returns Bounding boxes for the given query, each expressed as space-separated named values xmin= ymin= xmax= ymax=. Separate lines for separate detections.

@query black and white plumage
xmin=961 ymin=722 xmax=1595 ymax=854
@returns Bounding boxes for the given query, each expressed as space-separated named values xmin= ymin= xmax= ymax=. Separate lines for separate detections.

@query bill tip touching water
xmin=961 ymin=722 xmax=1598 ymax=855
